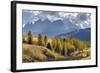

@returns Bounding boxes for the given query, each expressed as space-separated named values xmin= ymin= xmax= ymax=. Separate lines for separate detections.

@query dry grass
xmin=22 ymin=44 xmax=65 ymax=63
xmin=22 ymin=44 xmax=91 ymax=63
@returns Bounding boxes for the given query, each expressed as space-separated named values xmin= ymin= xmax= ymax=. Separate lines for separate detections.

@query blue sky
xmin=22 ymin=10 xmax=91 ymax=37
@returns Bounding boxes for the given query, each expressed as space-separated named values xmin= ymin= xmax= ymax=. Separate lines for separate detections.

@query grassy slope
xmin=23 ymin=36 xmax=91 ymax=62
xmin=23 ymin=44 xmax=65 ymax=63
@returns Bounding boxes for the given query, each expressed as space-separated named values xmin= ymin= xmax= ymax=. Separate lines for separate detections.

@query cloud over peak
xmin=22 ymin=10 xmax=91 ymax=29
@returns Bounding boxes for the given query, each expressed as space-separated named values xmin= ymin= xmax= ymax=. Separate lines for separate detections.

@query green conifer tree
xmin=27 ymin=31 xmax=33 ymax=44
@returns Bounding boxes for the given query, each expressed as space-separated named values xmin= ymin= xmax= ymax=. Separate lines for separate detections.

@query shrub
xmin=22 ymin=37 xmax=27 ymax=43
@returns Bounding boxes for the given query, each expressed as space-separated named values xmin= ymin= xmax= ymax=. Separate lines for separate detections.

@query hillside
xmin=22 ymin=44 xmax=66 ymax=62
xmin=56 ymin=28 xmax=91 ymax=41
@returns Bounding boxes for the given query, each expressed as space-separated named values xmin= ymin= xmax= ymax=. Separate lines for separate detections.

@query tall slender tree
xmin=27 ymin=30 xmax=33 ymax=44
xmin=55 ymin=39 xmax=62 ymax=54
xmin=62 ymin=42 xmax=67 ymax=56
xmin=44 ymin=35 xmax=48 ymax=46
xmin=51 ymin=38 xmax=57 ymax=52
xmin=38 ymin=33 xmax=45 ymax=46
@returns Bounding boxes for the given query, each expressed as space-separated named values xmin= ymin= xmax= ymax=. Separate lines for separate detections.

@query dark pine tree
xmin=44 ymin=35 xmax=48 ymax=46
xmin=27 ymin=30 xmax=33 ymax=44
xmin=38 ymin=33 xmax=45 ymax=46
xmin=47 ymin=42 xmax=52 ymax=50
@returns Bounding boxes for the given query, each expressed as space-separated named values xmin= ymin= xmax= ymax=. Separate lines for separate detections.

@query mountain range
xmin=23 ymin=19 xmax=79 ymax=37
xmin=23 ymin=18 xmax=91 ymax=41
xmin=55 ymin=28 xmax=91 ymax=41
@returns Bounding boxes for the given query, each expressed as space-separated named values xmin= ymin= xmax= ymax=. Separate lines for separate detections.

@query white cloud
xmin=32 ymin=11 xmax=42 ymax=16
xmin=24 ymin=10 xmax=91 ymax=29
xmin=78 ymin=23 xmax=84 ymax=29
xmin=33 ymin=17 xmax=39 ymax=21
xmin=32 ymin=17 xmax=39 ymax=24
xmin=58 ymin=12 xmax=78 ymax=18
xmin=84 ymin=21 xmax=89 ymax=25
xmin=80 ymin=24 xmax=84 ymax=29
xmin=47 ymin=15 xmax=63 ymax=22
xmin=75 ymin=23 xmax=79 ymax=26
xmin=23 ymin=24 xmax=26 ymax=28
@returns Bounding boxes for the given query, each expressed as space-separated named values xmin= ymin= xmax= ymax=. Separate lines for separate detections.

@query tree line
xmin=23 ymin=31 xmax=90 ymax=57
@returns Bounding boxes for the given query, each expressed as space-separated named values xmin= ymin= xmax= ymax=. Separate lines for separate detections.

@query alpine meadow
xmin=22 ymin=10 xmax=91 ymax=63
